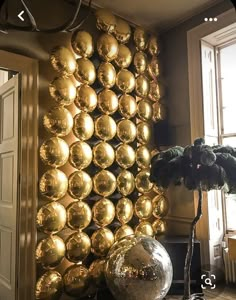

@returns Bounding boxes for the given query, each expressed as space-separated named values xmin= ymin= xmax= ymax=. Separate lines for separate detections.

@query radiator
xmin=223 ymin=247 xmax=236 ymax=284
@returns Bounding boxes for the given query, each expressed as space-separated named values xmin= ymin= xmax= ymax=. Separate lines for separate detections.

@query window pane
xmin=222 ymin=137 xmax=236 ymax=147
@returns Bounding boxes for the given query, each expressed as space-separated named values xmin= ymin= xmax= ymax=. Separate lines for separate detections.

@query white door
xmin=0 ymin=75 xmax=19 ymax=300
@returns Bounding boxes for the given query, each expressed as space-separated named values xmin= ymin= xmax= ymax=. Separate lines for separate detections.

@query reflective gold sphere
xmin=116 ymin=69 xmax=135 ymax=93
xmin=136 ymin=145 xmax=151 ymax=169
xmin=116 ymin=144 xmax=135 ymax=169
xmin=75 ymin=84 xmax=97 ymax=112
xmin=65 ymin=232 xmax=91 ymax=262
xmin=147 ymin=57 xmax=160 ymax=79
xmin=114 ymin=18 xmax=131 ymax=44
xmin=153 ymin=184 xmax=165 ymax=195
xmin=40 ymin=137 xmax=69 ymax=168
xmin=73 ymin=112 xmax=94 ymax=141
xmin=49 ymin=77 xmax=76 ymax=106
xmin=35 ymin=271 xmax=63 ymax=300
xmin=134 ymin=27 xmax=148 ymax=51
xmin=137 ymin=122 xmax=151 ymax=144
xmin=50 ymin=46 xmax=76 ymax=77
xmin=135 ymin=221 xmax=154 ymax=236
xmin=114 ymin=44 xmax=132 ymax=68
xmin=97 ymin=62 xmax=116 ymax=88
xmin=37 ymin=202 xmax=66 ymax=234
xmin=69 ymin=141 xmax=92 ymax=170
xmin=137 ymin=99 xmax=153 ymax=121
xmin=74 ymin=58 xmax=96 ymax=85
xmin=135 ymin=195 xmax=153 ymax=220
xmin=68 ymin=171 xmax=93 ymax=199
xmin=152 ymin=219 xmax=167 ymax=235
xmin=135 ymin=75 xmax=150 ymax=97
xmin=43 ymin=106 xmax=73 ymax=137
xmin=97 ymin=33 xmax=118 ymax=62
xmin=117 ymin=170 xmax=135 ymax=196
xmin=135 ymin=169 xmax=153 ymax=193
xmin=117 ymin=119 xmax=136 ymax=143
xmin=97 ymin=89 xmax=118 ymax=115
xmin=94 ymin=115 xmax=117 ymax=141
xmin=89 ymin=259 xmax=106 ymax=288
xmin=148 ymin=81 xmax=160 ymax=102
xmin=71 ymin=30 xmax=94 ymax=58
xmin=153 ymin=102 xmax=167 ymax=122
xmin=148 ymin=35 xmax=160 ymax=56
xmin=118 ymin=94 xmax=137 ymax=119
xmin=152 ymin=195 xmax=169 ymax=218
xmin=39 ymin=169 xmax=68 ymax=201
xmin=115 ymin=224 xmax=134 ymax=241
xmin=36 ymin=236 xmax=65 ymax=269
xmin=93 ymin=170 xmax=116 ymax=197
xmin=91 ymin=227 xmax=114 ymax=257
xmin=134 ymin=51 xmax=147 ymax=74
xmin=116 ymin=197 xmax=133 ymax=224
xmin=95 ymin=8 xmax=117 ymax=33
xmin=93 ymin=142 xmax=115 ymax=169
xmin=67 ymin=201 xmax=92 ymax=230
xmin=92 ymin=198 xmax=115 ymax=227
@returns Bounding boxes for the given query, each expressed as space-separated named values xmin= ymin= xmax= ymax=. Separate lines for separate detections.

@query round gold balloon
xmin=73 ymin=112 xmax=94 ymax=141
xmin=152 ymin=195 xmax=169 ymax=218
xmin=40 ymin=137 xmax=69 ymax=168
xmin=71 ymin=30 xmax=94 ymax=58
xmin=68 ymin=171 xmax=93 ymax=199
xmin=148 ymin=81 xmax=160 ymax=102
xmin=153 ymin=102 xmax=167 ymax=122
xmin=74 ymin=58 xmax=96 ymax=85
xmin=69 ymin=141 xmax=92 ymax=170
xmin=50 ymin=46 xmax=76 ymax=77
xmin=91 ymin=227 xmax=114 ymax=257
xmin=135 ymin=169 xmax=153 ymax=193
xmin=136 ymin=145 xmax=151 ymax=169
xmin=117 ymin=119 xmax=136 ymax=143
xmin=92 ymin=198 xmax=115 ymax=227
xmin=117 ymin=170 xmax=135 ymax=196
xmin=36 ymin=236 xmax=65 ymax=269
xmin=97 ymin=62 xmax=116 ymax=88
xmin=35 ymin=271 xmax=63 ymax=300
xmin=94 ymin=115 xmax=117 ymax=141
xmin=116 ymin=69 xmax=135 ymax=93
xmin=137 ymin=100 xmax=153 ymax=121
xmin=116 ymin=197 xmax=133 ymax=224
xmin=75 ymin=84 xmax=97 ymax=112
xmin=134 ymin=27 xmax=148 ymax=51
xmin=148 ymin=35 xmax=160 ymax=56
xmin=137 ymin=122 xmax=151 ymax=144
xmin=134 ymin=51 xmax=147 ymax=74
xmin=39 ymin=169 xmax=68 ymax=201
xmin=114 ymin=18 xmax=131 ymax=44
xmin=135 ymin=75 xmax=150 ymax=97
xmin=63 ymin=265 xmax=89 ymax=297
xmin=97 ymin=89 xmax=118 ymax=115
xmin=97 ymin=33 xmax=118 ymax=62
xmin=118 ymin=94 xmax=137 ymax=119
xmin=93 ymin=170 xmax=116 ymax=197
xmin=95 ymin=8 xmax=117 ymax=33
xmin=49 ymin=77 xmax=76 ymax=106
xmin=147 ymin=57 xmax=160 ymax=79
xmin=135 ymin=195 xmax=153 ymax=220
xmin=43 ymin=106 xmax=73 ymax=137
xmin=89 ymin=259 xmax=106 ymax=288
xmin=37 ymin=202 xmax=66 ymax=234
xmin=66 ymin=232 xmax=91 ymax=262
xmin=93 ymin=142 xmax=115 ymax=169
xmin=135 ymin=221 xmax=154 ymax=236
xmin=152 ymin=219 xmax=166 ymax=235
xmin=114 ymin=44 xmax=132 ymax=68
xmin=67 ymin=201 xmax=92 ymax=230
xmin=115 ymin=224 xmax=134 ymax=241
xmin=116 ymin=144 xmax=135 ymax=169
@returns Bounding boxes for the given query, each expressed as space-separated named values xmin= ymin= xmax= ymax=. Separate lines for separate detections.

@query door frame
xmin=0 ymin=50 xmax=38 ymax=300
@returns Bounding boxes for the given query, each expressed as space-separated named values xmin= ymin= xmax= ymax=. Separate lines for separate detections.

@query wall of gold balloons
xmin=36 ymin=8 xmax=169 ymax=300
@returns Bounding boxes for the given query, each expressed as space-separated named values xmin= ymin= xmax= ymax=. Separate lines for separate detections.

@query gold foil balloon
xmin=116 ymin=144 xmax=135 ymax=169
xmin=137 ymin=99 xmax=153 ymax=121
xmin=91 ymin=227 xmax=114 ymax=257
xmin=116 ymin=197 xmax=133 ymax=224
xmin=35 ymin=271 xmax=63 ymax=300
xmin=115 ymin=225 xmax=134 ymax=241
xmin=71 ymin=30 xmax=94 ymax=57
xmin=148 ymin=81 xmax=161 ymax=102
xmin=97 ymin=89 xmax=118 ymax=115
xmin=134 ymin=27 xmax=148 ymax=51
xmin=135 ymin=169 xmax=153 ymax=193
xmin=37 ymin=202 xmax=66 ymax=234
xmin=134 ymin=51 xmax=147 ymax=74
xmin=136 ymin=145 xmax=151 ymax=169
xmin=153 ymin=102 xmax=167 ymax=122
xmin=152 ymin=219 xmax=167 ymax=235
xmin=65 ymin=232 xmax=91 ymax=262
xmin=63 ymin=265 xmax=89 ymax=297
xmin=74 ymin=58 xmax=96 ymax=85
xmin=114 ymin=44 xmax=132 ymax=68
xmin=137 ymin=122 xmax=151 ymax=144
xmin=114 ymin=18 xmax=131 ymax=44
xmin=152 ymin=195 xmax=169 ymax=218
xmin=116 ymin=69 xmax=135 ymax=93
xmin=89 ymin=259 xmax=106 ymax=288
xmin=148 ymin=35 xmax=160 ymax=56
xmin=95 ymin=115 xmax=117 ymax=141
xmin=68 ymin=171 xmax=93 ymax=199
xmin=40 ymin=137 xmax=69 ymax=168
xmin=39 ymin=169 xmax=68 ymax=201
xmin=36 ymin=236 xmax=65 ymax=269
xmin=92 ymin=198 xmax=115 ymax=227
xmin=135 ymin=196 xmax=153 ymax=220
xmin=147 ymin=57 xmax=160 ymax=79
xmin=117 ymin=170 xmax=135 ymax=196
xmin=97 ymin=62 xmax=116 ymax=88
xmin=135 ymin=221 xmax=154 ymax=236
xmin=118 ymin=94 xmax=137 ymax=119
xmin=49 ymin=77 xmax=76 ymax=106
xmin=73 ymin=112 xmax=94 ymax=141
xmin=67 ymin=201 xmax=92 ymax=230
xmin=75 ymin=84 xmax=97 ymax=112
xmin=93 ymin=142 xmax=115 ymax=169
xmin=97 ymin=33 xmax=118 ymax=62
xmin=50 ymin=46 xmax=76 ymax=77
xmin=95 ymin=8 xmax=117 ymax=33
xmin=93 ymin=170 xmax=116 ymax=197
xmin=117 ymin=119 xmax=136 ymax=143
xmin=135 ymin=75 xmax=150 ymax=97
xmin=69 ymin=141 xmax=92 ymax=170
xmin=43 ymin=106 xmax=73 ymax=137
